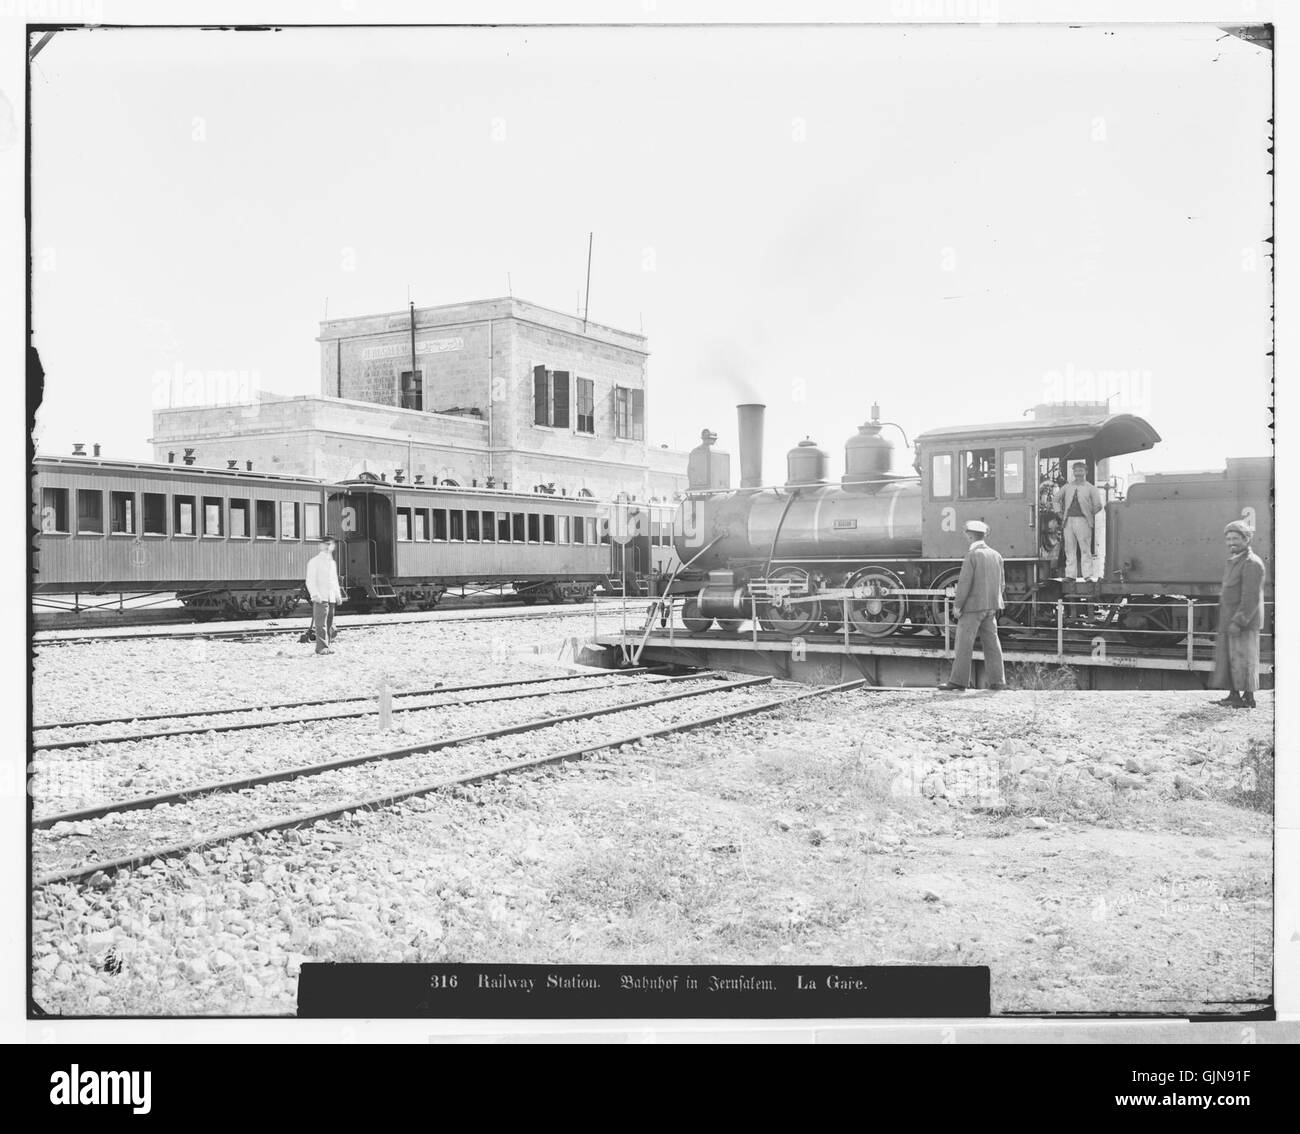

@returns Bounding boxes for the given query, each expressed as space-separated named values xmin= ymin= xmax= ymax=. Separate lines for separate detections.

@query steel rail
xmin=33 ymin=679 xmax=863 ymax=887
xmin=31 ymin=675 xmax=771 ymax=830
xmin=32 ymin=670 xmax=696 ymax=751
xmin=34 ymin=668 xmax=668 ymax=732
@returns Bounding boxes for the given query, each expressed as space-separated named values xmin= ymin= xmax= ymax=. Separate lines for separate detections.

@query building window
xmin=230 ymin=498 xmax=250 ymax=539
xmin=203 ymin=496 xmax=224 ymax=537
xmin=533 ymin=366 xmax=571 ymax=428
xmin=558 ymin=515 xmax=570 ymax=544
xmin=512 ymin=512 xmax=526 ymax=542
xmin=449 ymin=510 xmax=464 ymax=540
xmin=400 ymin=370 xmax=423 ymax=411
xmin=174 ymin=495 xmax=196 ymax=537
xmin=480 ymin=510 xmax=495 ymax=542
xmin=573 ymin=516 xmax=586 ymax=545
xmin=255 ymin=500 xmax=276 ymax=538
xmin=497 ymin=511 xmax=511 ymax=542
xmin=396 ymin=507 xmax=412 ymax=542
xmin=960 ymin=449 xmax=997 ymax=500
xmin=109 ymin=491 xmax=135 ymax=534
xmin=432 ymin=509 xmax=448 ymax=540
xmin=142 ymin=493 xmax=166 ymax=536
xmin=304 ymin=502 xmax=322 ymax=541
xmin=1001 ymin=448 xmax=1026 ymax=497
xmin=281 ymin=501 xmax=300 ymax=539
xmin=575 ymin=377 xmax=595 ymax=434
xmin=613 ymin=385 xmax=645 ymax=440
xmin=543 ymin=514 xmax=556 ymax=543
xmin=527 ymin=513 xmax=541 ymax=542
xmin=466 ymin=511 xmax=480 ymax=540
xmin=414 ymin=509 xmax=429 ymax=541
xmin=41 ymin=487 xmax=69 ymax=533
xmin=931 ymin=454 xmax=953 ymax=500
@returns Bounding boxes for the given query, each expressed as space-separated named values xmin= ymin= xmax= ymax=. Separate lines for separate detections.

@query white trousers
xmin=1064 ymin=516 xmax=1096 ymax=578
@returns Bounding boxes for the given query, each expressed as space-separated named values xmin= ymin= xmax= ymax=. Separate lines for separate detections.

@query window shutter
xmin=631 ymin=388 xmax=645 ymax=441
xmin=553 ymin=371 xmax=570 ymax=428
xmin=533 ymin=365 xmax=549 ymax=426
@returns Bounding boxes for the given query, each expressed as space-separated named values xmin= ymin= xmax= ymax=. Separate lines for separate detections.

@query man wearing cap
xmin=305 ymin=535 xmax=344 ymax=656
xmin=1211 ymin=520 xmax=1266 ymax=709
xmin=1052 ymin=461 xmax=1104 ymax=580
xmin=938 ymin=520 xmax=1007 ymax=692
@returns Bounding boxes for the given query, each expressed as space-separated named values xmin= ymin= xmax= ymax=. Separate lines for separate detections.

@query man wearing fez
xmin=305 ymin=535 xmax=344 ymax=656
xmin=1053 ymin=460 xmax=1104 ymax=580
xmin=1212 ymin=520 xmax=1266 ymax=709
xmin=938 ymin=519 xmax=1008 ymax=692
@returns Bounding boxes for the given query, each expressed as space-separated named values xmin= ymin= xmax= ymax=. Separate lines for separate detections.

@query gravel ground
xmin=32 ymin=678 xmax=784 ymax=875
xmin=30 ymin=619 xmax=1274 ymax=1019
xmin=33 ymin=609 xmax=633 ymax=723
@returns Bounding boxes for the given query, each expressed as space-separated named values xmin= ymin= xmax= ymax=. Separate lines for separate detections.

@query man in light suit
xmin=1053 ymin=461 xmax=1104 ymax=580
xmin=305 ymin=535 xmax=345 ymax=656
xmin=938 ymin=520 xmax=1007 ymax=692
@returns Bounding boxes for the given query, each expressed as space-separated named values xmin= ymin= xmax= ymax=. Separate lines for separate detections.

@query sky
xmin=28 ymin=22 xmax=1273 ymax=478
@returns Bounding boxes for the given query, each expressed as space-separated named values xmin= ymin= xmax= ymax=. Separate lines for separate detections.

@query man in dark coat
xmin=1211 ymin=519 xmax=1266 ymax=709
xmin=938 ymin=519 xmax=1007 ymax=692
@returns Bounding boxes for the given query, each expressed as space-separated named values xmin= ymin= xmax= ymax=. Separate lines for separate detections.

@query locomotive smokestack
xmin=737 ymin=403 xmax=766 ymax=489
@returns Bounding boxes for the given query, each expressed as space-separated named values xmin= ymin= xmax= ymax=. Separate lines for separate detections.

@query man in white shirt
xmin=305 ymin=536 xmax=344 ymax=656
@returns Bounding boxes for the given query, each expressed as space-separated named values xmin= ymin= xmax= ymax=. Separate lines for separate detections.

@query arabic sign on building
xmin=361 ymin=337 xmax=465 ymax=362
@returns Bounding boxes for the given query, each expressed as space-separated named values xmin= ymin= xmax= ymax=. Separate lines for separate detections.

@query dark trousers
xmin=948 ymin=610 xmax=1006 ymax=688
xmin=311 ymin=602 xmax=336 ymax=652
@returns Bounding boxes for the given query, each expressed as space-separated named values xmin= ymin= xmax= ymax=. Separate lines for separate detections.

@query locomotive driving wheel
xmin=758 ymin=567 xmax=820 ymax=637
xmin=844 ymin=567 xmax=908 ymax=637
xmin=923 ymin=567 xmax=964 ymax=633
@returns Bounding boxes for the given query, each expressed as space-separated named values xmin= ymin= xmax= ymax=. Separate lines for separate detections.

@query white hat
xmin=964 ymin=520 xmax=989 ymax=535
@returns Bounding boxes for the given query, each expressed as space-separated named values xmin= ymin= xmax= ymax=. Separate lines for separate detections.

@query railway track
xmin=32 ymin=667 xmax=675 ymax=750
xmin=32 ymin=675 xmax=867 ymax=888
xmin=33 ymin=597 xmax=636 ymax=647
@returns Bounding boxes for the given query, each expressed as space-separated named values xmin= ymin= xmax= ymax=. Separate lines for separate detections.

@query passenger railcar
xmin=33 ymin=456 xmax=326 ymax=617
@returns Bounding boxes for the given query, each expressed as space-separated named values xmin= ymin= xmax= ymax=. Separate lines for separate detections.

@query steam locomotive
xmin=670 ymin=403 xmax=1272 ymax=647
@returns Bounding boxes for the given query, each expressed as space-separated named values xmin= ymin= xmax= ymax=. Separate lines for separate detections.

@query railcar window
xmin=931 ymin=454 xmax=953 ymax=499
xmin=512 ymin=513 xmax=526 ymax=542
xmin=41 ymin=487 xmax=69 ymax=533
xmin=573 ymin=516 xmax=586 ymax=545
xmin=527 ymin=513 xmax=541 ymax=543
xmin=497 ymin=512 xmax=511 ymax=542
xmin=304 ymin=503 xmax=322 ymax=541
xmin=174 ymin=495 xmax=195 ymax=537
xmin=108 ymin=491 xmax=135 ymax=535
xmin=77 ymin=489 xmax=104 ymax=535
xmin=467 ymin=511 xmax=480 ymax=540
xmin=230 ymin=499 xmax=250 ymax=539
xmin=414 ymin=509 xmax=429 ymax=542
xmin=396 ymin=507 xmax=412 ymax=542
xmin=432 ymin=509 xmax=448 ymax=540
xmin=600 ymin=518 xmax=611 ymax=546
xmin=1001 ymin=449 xmax=1026 ymax=497
xmin=174 ymin=496 xmax=193 ymax=535
xmin=142 ymin=493 xmax=166 ymax=536
xmin=449 ymin=510 xmax=464 ymax=541
xmin=202 ymin=497 xmax=224 ymax=537
xmin=255 ymin=500 xmax=275 ymax=538
xmin=559 ymin=516 xmax=571 ymax=544
xmin=543 ymin=514 xmax=555 ymax=543
xmin=960 ymin=449 xmax=996 ymax=500
xmin=480 ymin=511 xmax=495 ymax=542
xmin=281 ymin=501 xmax=300 ymax=540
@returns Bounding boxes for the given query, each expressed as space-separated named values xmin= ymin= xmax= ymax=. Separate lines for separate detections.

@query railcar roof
xmin=915 ymin=412 xmax=1161 ymax=459
xmin=34 ymin=455 xmax=325 ymax=484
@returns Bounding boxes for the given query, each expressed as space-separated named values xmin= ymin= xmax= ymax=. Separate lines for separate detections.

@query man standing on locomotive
xmin=306 ymin=535 xmax=344 ymax=656
xmin=1211 ymin=520 xmax=1266 ymax=710
xmin=937 ymin=520 xmax=1007 ymax=692
xmin=1053 ymin=460 xmax=1104 ymax=580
